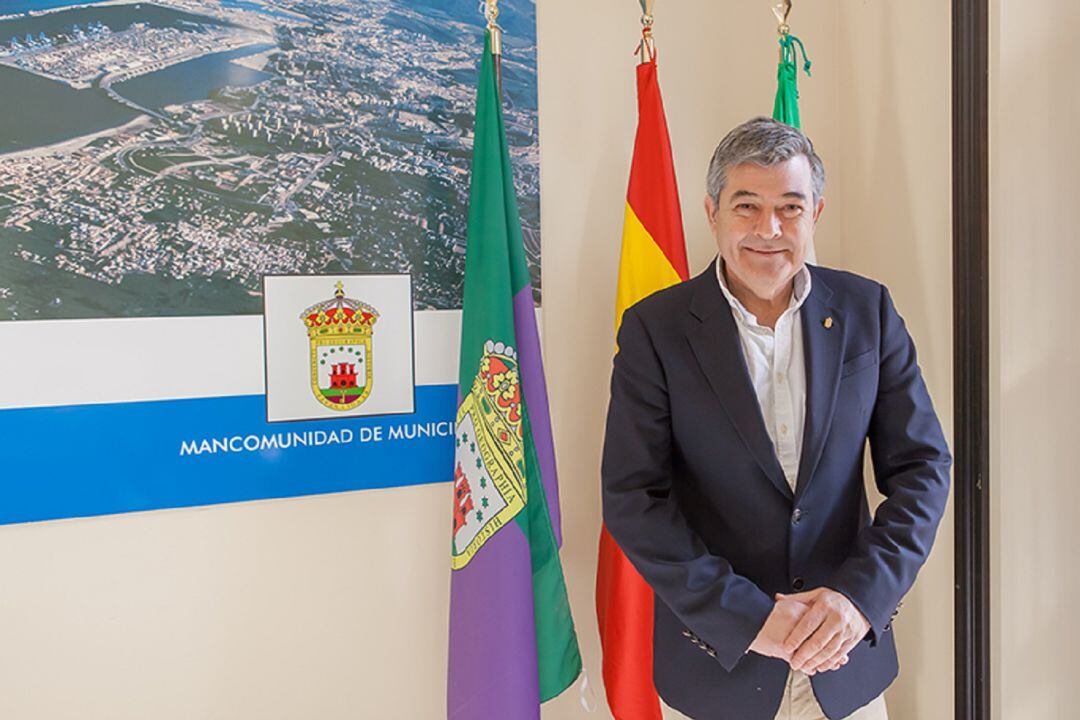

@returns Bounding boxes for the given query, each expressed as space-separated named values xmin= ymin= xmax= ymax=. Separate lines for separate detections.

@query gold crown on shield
xmin=473 ymin=341 xmax=523 ymax=443
xmin=301 ymin=281 xmax=379 ymax=339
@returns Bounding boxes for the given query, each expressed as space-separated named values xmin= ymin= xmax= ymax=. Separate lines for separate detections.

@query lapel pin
xmin=823 ymin=316 xmax=834 ymax=329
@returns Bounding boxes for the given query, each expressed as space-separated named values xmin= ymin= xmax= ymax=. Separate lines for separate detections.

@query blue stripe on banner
xmin=0 ymin=384 xmax=457 ymax=525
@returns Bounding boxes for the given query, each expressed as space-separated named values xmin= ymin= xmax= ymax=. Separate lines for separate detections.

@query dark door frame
xmin=952 ymin=0 xmax=990 ymax=717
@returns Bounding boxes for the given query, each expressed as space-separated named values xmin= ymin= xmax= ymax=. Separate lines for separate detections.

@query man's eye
xmin=736 ymin=204 xmax=755 ymax=211
xmin=782 ymin=205 xmax=804 ymax=215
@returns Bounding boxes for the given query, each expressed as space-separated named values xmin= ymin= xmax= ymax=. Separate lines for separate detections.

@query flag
xmin=596 ymin=55 xmax=689 ymax=720
xmin=447 ymin=29 xmax=582 ymax=720
xmin=773 ymin=32 xmax=812 ymax=128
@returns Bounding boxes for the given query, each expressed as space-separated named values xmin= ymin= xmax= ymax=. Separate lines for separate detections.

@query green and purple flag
xmin=447 ymin=29 xmax=582 ymax=719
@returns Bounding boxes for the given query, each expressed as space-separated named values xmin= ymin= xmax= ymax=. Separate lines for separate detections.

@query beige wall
xmin=829 ymin=2 xmax=954 ymax=719
xmin=0 ymin=488 xmax=455 ymax=719
xmin=537 ymin=0 xmax=838 ymax=716
xmin=540 ymin=1 xmax=953 ymax=719
xmin=990 ymin=0 xmax=1080 ymax=717
xmin=0 ymin=2 xmax=963 ymax=719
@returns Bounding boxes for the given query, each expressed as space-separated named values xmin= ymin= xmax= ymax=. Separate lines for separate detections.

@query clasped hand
xmin=747 ymin=587 xmax=870 ymax=675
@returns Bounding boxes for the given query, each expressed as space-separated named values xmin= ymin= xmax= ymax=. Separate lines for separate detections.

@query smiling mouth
xmin=745 ymin=247 xmax=785 ymax=255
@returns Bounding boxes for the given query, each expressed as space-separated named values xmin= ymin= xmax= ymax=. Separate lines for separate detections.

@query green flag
xmin=773 ymin=33 xmax=812 ymax=128
xmin=447 ymin=29 xmax=582 ymax=719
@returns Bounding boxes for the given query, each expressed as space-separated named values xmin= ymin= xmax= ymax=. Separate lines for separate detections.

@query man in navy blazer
xmin=601 ymin=118 xmax=951 ymax=720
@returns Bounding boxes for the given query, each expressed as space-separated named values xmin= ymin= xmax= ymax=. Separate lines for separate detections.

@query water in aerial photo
xmin=0 ymin=0 xmax=540 ymax=319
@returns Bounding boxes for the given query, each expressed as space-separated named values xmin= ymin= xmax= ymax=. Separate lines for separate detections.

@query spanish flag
xmin=596 ymin=55 xmax=688 ymax=719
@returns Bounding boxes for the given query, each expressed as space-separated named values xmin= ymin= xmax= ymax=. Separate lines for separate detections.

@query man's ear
xmin=704 ymin=194 xmax=719 ymax=230
xmin=813 ymin=196 xmax=826 ymax=224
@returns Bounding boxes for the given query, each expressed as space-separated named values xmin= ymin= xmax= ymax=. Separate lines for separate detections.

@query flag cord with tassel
xmin=637 ymin=0 xmax=657 ymax=62
xmin=771 ymin=0 xmax=812 ymax=128
xmin=773 ymin=0 xmax=792 ymax=54
xmin=636 ymin=11 xmax=655 ymax=64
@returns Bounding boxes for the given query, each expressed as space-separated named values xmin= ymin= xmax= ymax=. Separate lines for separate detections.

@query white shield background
xmin=452 ymin=410 xmax=509 ymax=556
xmin=316 ymin=343 xmax=368 ymax=396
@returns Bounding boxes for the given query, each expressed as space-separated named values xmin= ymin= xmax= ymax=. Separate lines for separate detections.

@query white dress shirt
xmin=715 ymin=259 xmax=811 ymax=490
xmin=707 ymin=260 xmax=889 ymax=720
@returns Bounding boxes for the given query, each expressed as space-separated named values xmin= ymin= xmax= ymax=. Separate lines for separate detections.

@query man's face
xmin=704 ymin=155 xmax=824 ymax=302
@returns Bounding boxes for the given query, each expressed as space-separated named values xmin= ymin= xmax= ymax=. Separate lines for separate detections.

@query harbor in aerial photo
xmin=0 ymin=0 xmax=540 ymax=319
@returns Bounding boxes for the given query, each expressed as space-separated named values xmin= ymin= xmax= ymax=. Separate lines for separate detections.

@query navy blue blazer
xmin=601 ymin=260 xmax=951 ymax=719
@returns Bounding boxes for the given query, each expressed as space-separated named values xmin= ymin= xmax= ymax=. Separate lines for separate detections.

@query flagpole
xmin=484 ymin=0 xmax=502 ymax=94
xmin=773 ymin=0 xmax=792 ymax=59
xmin=634 ymin=0 xmax=657 ymax=65
xmin=637 ymin=12 xmax=655 ymax=64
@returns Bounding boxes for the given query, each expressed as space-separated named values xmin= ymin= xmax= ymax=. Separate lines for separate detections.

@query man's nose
xmin=754 ymin=210 xmax=782 ymax=240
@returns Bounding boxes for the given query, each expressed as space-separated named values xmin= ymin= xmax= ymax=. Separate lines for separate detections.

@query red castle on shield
xmin=329 ymin=363 xmax=358 ymax=390
xmin=452 ymin=462 xmax=474 ymax=535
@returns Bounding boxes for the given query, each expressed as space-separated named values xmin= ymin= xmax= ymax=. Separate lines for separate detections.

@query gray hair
xmin=706 ymin=117 xmax=826 ymax=204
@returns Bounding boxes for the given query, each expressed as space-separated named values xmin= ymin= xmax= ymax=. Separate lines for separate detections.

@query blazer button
xmin=792 ymin=577 xmax=805 ymax=591
xmin=791 ymin=508 xmax=802 ymax=525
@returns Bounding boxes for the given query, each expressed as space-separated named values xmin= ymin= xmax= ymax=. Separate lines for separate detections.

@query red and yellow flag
xmin=596 ymin=54 xmax=689 ymax=720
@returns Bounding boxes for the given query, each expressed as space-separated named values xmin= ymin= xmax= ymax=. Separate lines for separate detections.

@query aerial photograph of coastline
xmin=0 ymin=0 xmax=539 ymax=319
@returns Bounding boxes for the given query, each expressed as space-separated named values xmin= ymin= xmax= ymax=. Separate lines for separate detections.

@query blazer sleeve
xmin=827 ymin=284 xmax=953 ymax=643
xmin=601 ymin=306 xmax=774 ymax=672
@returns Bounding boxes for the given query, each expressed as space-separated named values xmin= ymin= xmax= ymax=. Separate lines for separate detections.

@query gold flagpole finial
xmin=772 ymin=0 xmax=793 ymax=36
xmin=635 ymin=0 xmax=656 ymax=64
xmin=638 ymin=12 xmax=655 ymax=63
xmin=484 ymin=0 xmax=502 ymax=56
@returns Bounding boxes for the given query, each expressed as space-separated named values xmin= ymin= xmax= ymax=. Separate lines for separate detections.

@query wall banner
xmin=0 ymin=0 xmax=539 ymax=525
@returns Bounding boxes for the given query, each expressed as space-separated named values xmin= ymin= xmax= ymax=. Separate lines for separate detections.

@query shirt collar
xmin=715 ymin=257 xmax=812 ymax=327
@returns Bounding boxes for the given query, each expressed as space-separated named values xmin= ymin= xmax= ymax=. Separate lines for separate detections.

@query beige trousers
xmin=662 ymin=670 xmax=888 ymax=720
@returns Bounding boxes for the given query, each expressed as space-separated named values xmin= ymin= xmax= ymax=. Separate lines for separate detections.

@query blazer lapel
xmin=793 ymin=270 xmax=845 ymax=503
xmin=687 ymin=262 xmax=792 ymax=501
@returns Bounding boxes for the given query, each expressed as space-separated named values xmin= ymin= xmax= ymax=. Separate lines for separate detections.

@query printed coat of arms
xmin=301 ymin=281 xmax=380 ymax=411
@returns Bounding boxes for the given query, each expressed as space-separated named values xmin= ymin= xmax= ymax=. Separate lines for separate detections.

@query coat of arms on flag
xmin=451 ymin=341 xmax=527 ymax=570
xmin=301 ymin=281 xmax=379 ymax=412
